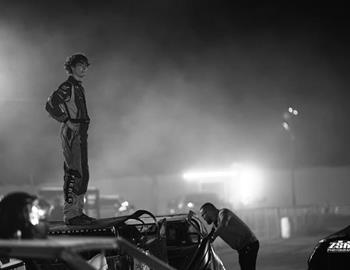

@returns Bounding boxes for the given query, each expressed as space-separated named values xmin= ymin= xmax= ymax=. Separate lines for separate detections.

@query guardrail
xmin=0 ymin=237 xmax=176 ymax=270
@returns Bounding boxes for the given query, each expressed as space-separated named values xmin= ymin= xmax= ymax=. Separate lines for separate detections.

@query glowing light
xmin=119 ymin=201 xmax=129 ymax=212
xmin=29 ymin=199 xmax=50 ymax=226
xmin=119 ymin=205 xmax=127 ymax=212
xmin=187 ymin=202 xmax=194 ymax=208
xmin=29 ymin=205 xmax=40 ymax=226
xmin=182 ymin=163 xmax=264 ymax=206
xmin=287 ymin=107 xmax=299 ymax=116
xmin=235 ymin=165 xmax=264 ymax=205
xmin=282 ymin=121 xmax=290 ymax=130
xmin=183 ymin=170 xmax=237 ymax=181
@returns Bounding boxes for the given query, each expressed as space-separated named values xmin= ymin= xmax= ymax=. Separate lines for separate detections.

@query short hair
xmin=64 ymin=53 xmax=90 ymax=74
xmin=200 ymin=202 xmax=217 ymax=212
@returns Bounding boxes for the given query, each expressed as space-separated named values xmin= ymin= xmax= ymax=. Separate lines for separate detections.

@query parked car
xmin=307 ymin=225 xmax=350 ymax=270
xmin=158 ymin=211 xmax=226 ymax=270
xmin=167 ymin=192 xmax=230 ymax=214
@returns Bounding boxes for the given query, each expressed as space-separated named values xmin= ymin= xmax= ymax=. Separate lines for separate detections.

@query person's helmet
xmin=0 ymin=192 xmax=51 ymax=239
xmin=64 ymin=53 xmax=90 ymax=74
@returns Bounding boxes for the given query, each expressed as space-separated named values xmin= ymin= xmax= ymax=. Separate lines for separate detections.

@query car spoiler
xmin=49 ymin=209 xmax=159 ymax=236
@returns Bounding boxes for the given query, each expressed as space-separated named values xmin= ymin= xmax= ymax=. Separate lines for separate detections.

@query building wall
xmin=2 ymin=165 xmax=350 ymax=216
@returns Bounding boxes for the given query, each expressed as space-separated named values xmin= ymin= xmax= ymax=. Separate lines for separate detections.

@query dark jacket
xmin=45 ymin=76 xmax=90 ymax=124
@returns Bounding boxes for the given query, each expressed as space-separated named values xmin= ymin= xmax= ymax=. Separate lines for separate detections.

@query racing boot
xmin=65 ymin=214 xmax=94 ymax=226
xmin=81 ymin=213 xmax=97 ymax=223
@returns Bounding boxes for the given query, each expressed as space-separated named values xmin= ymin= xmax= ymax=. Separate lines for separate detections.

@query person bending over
xmin=200 ymin=202 xmax=259 ymax=270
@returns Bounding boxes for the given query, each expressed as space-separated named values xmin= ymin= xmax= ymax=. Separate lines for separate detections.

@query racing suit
xmin=45 ymin=75 xmax=90 ymax=222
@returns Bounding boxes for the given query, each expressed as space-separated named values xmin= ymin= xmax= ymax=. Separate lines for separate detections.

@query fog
xmin=0 ymin=2 xmax=349 ymax=186
xmin=1 ymin=4 xmax=350 ymax=270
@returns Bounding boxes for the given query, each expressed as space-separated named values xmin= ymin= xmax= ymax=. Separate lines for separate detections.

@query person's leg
xmin=76 ymin=125 xmax=95 ymax=221
xmin=238 ymin=241 xmax=259 ymax=270
xmin=63 ymin=166 xmax=82 ymax=222
xmin=61 ymin=125 xmax=89 ymax=224
xmin=78 ymin=124 xmax=89 ymax=200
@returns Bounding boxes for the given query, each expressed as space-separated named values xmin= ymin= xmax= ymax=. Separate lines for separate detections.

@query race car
xmin=0 ymin=191 xmax=226 ymax=270
xmin=47 ymin=209 xmax=226 ymax=270
xmin=307 ymin=225 xmax=350 ymax=270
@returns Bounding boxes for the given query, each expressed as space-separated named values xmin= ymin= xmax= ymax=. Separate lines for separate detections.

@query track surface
xmin=216 ymin=215 xmax=350 ymax=270
xmin=216 ymin=235 xmax=319 ymax=270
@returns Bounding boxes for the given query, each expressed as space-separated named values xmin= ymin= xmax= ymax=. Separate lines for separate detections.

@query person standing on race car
xmin=200 ymin=202 xmax=259 ymax=270
xmin=45 ymin=53 xmax=95 ymax=226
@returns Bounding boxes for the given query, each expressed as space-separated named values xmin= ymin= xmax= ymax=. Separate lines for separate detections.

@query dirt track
xmin=216 ymin=235 xmax=320 ymax=270
xmin=216 ymin=214 xmax=350 ymax=270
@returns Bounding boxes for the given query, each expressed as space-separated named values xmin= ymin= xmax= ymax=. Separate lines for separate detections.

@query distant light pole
xmin=282 ymin=106 xmax=299 ymax=207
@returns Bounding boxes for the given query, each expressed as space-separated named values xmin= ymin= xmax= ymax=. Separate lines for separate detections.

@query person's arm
xmin=45 ymin=82 xmax=71 ymax=123
xmin=211 ymin=211 xmax=231 ymax=241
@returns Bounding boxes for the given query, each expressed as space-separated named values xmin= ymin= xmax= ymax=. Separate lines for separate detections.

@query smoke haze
xmin=0 ymin=1 xmax=349 ymax=184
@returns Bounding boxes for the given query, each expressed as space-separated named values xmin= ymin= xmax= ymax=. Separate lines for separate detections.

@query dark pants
xmin=238 ymin=240 xmax=259 ymax=270
xmin=60 ymin=123 xmax=89 ymax=221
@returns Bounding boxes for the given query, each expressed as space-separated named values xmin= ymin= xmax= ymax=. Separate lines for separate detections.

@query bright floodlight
xmin=182 ymin=163 xmax=264 ymax=206
xmin=29 ymin=205 xmax=41 ymax=226
xmin=187 ymin=202 xmax=194 ymax=208
xmin=235 ymin=165 xmax=264 ymax=205
xmin=119 ymin=201 xmax=129 ymax=212
xmin=287 ymin=107 xmax=299 ymax=116
xmin=282 ymin=121 xmax=290 ymax=130
xmin=182 ymin=170 xmax=236 ymax=181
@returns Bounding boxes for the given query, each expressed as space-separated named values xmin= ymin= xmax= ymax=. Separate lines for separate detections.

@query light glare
xmin=183 ymin=170 xmax=237 ymax=181
xmin=182 ymin=163 xmax=264 ymax=207
xmin=187 ymin=202 xmax=194 ymax=208
xmin=282 ymin=122 xmax=289 ymax=130
xmin=236 ymin=166 xmax=263 ymax=205
xmin=30 ymin=205 xmax=40 ymax=226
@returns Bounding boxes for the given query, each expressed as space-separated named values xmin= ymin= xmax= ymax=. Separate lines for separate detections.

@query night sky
xmin=1 ymin=1 xmax=350 ymax=184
